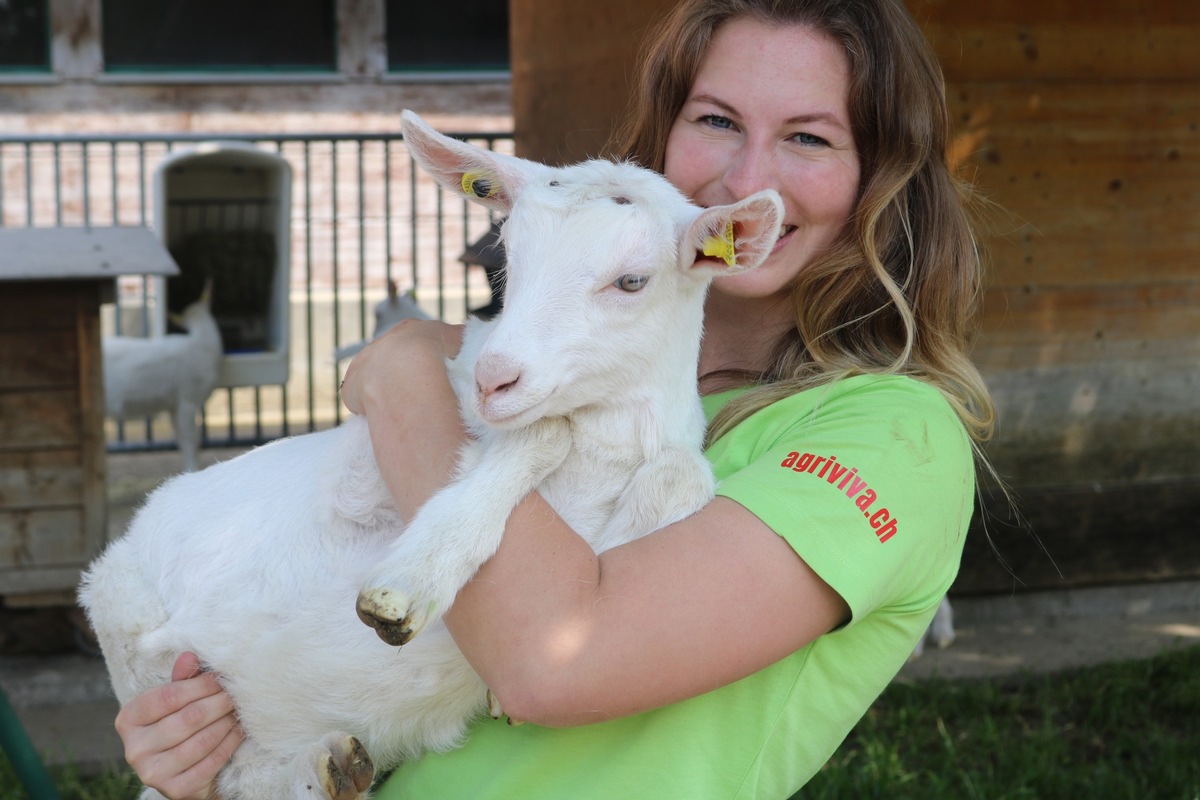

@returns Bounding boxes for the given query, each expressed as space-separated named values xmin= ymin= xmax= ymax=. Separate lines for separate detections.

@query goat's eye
xmin=613 ymin=274 xmax=649 ymax=292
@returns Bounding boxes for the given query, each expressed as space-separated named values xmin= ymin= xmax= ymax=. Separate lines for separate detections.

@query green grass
xmin=0 ymin=759 xmax=140 ymax=800
xmin=798 ymin=644 xmax=1200 ymax=800
xmin=5 ymin=646 xmax=1198 ymax=799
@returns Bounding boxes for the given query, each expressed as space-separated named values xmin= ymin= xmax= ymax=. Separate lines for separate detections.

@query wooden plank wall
xmin=509 ymin=0 xmax=672 ymax=164
xmin=506 ymin=1 xmax=1200 ymax=593
xmin=912 ymin=0 xmax=1200 ymax=592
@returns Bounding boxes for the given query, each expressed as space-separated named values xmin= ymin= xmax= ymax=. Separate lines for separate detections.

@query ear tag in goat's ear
xmin=701 ymin=221 xmax=737 ymax=266
xmin=461 ymin=171 xmax=497 ymax=199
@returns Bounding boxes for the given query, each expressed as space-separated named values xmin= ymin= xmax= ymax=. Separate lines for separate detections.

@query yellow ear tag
xmin=701 ymin=221 xmax=737 ymax=266
xmin=461 ymin=171 xmax=497 ymax=199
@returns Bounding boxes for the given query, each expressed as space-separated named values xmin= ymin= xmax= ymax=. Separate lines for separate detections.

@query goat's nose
xmin=475 ymin=354 xmax=522 ymax=398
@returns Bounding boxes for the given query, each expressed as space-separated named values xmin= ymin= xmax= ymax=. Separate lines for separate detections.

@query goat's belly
xmin=224 ymin=620 xmax=487 ymax=760
xmin=102 ymin=420 xmax=486 ymax=760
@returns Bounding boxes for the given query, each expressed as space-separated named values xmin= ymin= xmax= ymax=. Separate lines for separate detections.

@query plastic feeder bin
xmin=152 ymin=142 xmax=293 ymax=387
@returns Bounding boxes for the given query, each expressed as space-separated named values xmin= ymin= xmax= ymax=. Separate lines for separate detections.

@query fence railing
xmin=0 ymin=130 xmax=515 ymax=452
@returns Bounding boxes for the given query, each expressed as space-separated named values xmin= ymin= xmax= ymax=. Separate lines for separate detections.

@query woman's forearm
xmin=364 ymin=361 xmax=465 ymax=520
xmin=441 ymin=492 xmax=603 ymax=723
xmin=347 ymin=321 xmax=468 ymax=520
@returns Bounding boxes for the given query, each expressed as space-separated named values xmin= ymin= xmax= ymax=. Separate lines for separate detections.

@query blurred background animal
xmin=334 ymin=279 xmax=430 ymax=362
xmin=102 ymin=282 xmax=222 ymax=473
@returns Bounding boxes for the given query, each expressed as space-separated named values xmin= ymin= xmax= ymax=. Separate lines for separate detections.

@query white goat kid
xmin=80 ymin=110 xmax=783 ymax=800
xmin=102 ymin=285 xmax=222 ymax=473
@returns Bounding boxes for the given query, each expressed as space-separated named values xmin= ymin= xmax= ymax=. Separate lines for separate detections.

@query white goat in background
xmin=80 ymin=110 xmax=783 ymax=800
xmin=102 ymin=283 xmax=222 ymax=473
xmin=912 ymin=596 xmax=956 ymax=659
xmin=333 ymin=279 xmax=430 ymax=362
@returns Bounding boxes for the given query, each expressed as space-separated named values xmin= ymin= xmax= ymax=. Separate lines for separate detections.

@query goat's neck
xmin=568 ymin=349 xmax=706 ymax=464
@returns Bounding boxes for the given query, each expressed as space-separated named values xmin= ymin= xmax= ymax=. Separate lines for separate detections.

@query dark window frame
xmin=0 ymin=0 xmax=51 ymax=72
xmin=385 ymin=0 xmax=509 ymax=75
xmin=101 ymin=0 xmax=339 ymax=74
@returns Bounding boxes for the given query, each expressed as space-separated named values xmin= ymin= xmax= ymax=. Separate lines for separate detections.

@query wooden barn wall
xmin=509 ymin=0 xmax=671 ymax=165
xmin=510 ymin=1 xmax=1200 ymax=594
xmin=913 ymin=0 xmax=1200 ymax=592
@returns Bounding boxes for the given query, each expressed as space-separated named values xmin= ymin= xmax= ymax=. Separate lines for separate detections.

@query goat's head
xmin=401 ymin=110 xmax=784 ymax=427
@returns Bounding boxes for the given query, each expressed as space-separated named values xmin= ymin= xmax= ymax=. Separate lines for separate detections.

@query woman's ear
xmin=400 ymin=110 xmax=542 ymax=214
xmin=683 ymin=190 xmax=785 ymax=276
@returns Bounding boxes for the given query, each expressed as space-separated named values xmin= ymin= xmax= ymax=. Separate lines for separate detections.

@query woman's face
xmin=664 ymin=17 xmax=861 ymax=303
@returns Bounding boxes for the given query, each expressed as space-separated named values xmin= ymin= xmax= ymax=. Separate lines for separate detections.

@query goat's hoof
xmin=356 ymin=588 xmax=418 ymax=646
xmin=487 ymin=689 xmax=503 ymax=719
xmin=319 ymin=736 xmax=374 ymax=800
xmin=486 ymin=689 xmax=523 ymax=726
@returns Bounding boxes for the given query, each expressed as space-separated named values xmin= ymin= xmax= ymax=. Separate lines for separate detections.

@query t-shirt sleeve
xmin=710 ymin=377 xmax=975 ymax=623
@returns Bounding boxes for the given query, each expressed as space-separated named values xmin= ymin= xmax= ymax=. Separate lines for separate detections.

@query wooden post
xmin=509 ymin=0 xmax=676 ymax=165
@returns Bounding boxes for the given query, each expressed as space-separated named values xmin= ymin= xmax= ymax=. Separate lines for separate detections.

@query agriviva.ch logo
xmin=779 ymin=452 xmax=898 ymax=543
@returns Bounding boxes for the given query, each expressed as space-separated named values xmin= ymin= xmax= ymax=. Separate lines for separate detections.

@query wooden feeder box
xmin=0 ymin=227 xmax=178 ymax=602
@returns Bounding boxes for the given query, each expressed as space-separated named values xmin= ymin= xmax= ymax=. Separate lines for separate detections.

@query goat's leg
xmin=929 ymin=596 xmax=955 ymax=648
xmin=210 ymin=733 xmax=375 ymax=800
xmin=173 ymin=399 xmax=201 ymax=473
xmin=594 ymin=443 xmax=715 ymax=551
xmin=314 ymin=734 xmax=376 ymax=800
xmin=357 ymin=416 xmax=572 ymax=646
xmin=910 ymin=596 xmax=955 ymax=660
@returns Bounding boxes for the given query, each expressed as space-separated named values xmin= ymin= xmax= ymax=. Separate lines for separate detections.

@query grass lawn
xmin=4 ymin=645 xmax=1198 ymax=799
xmin=798 ymin=644 xmax=1200 ymax=799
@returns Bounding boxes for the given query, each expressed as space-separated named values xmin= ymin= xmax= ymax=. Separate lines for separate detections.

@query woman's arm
xmin=342 ymin=320 xmax=849 ymax=728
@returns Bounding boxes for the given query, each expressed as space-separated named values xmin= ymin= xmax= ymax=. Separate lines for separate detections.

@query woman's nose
xmin=722 ymin=141 xmax=778 ymax=200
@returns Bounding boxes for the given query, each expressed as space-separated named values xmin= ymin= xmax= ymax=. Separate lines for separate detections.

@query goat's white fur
xmin=102 ymin=288 xmax=222 ymax=473
xmin=80 ymin=111 xmax=784 ymax=800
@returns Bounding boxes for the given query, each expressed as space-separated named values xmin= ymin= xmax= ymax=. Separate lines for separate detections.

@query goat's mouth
xmin=476 ymin=392 xmax=551 ymax=428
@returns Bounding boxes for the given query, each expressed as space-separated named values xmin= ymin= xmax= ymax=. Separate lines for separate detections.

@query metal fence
xmin=0 ymin=129 xmax=515 ymax=452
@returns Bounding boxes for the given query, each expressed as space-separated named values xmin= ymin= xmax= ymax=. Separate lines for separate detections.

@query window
xmin=102 ymin=0 xmax=337 ymax=72
xmin=0 ymin=0 xmax=49 ymax=71
xmin=386 ymin=0 xmax=508 ymax=73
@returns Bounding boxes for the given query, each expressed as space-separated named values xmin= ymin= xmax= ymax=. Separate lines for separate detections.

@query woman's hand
xmin=114 ymin=652 xmax=243 ymax=800
xmin=339 ymin=319 xmax=464 ymax=417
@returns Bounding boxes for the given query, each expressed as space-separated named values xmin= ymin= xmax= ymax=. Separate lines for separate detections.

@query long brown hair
xmin=610 ymin=0 xmax=996 ymax=448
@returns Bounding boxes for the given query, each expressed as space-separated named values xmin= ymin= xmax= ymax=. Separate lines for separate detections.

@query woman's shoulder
xmin=707 ymin=373 xmax=961 ymax=435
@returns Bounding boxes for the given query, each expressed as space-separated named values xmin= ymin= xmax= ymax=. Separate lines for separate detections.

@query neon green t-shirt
xmin=380 ymin=374 xmax=975 ymax=799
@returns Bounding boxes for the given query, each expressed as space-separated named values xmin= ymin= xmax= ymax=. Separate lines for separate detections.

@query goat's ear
xmin=401 ymin=110 xmax=541 ymax=214
xmin=682 ymin=190 xmax=784 ymax=276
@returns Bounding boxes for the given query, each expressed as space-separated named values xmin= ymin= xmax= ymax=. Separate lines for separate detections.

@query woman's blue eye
xmin=702 ymin=114 xmax=734 ymax=130
xmin=613 ymin=274 xmax=649 ymax=292
xmin=793 ymin=132 xmax=828 ymax=146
